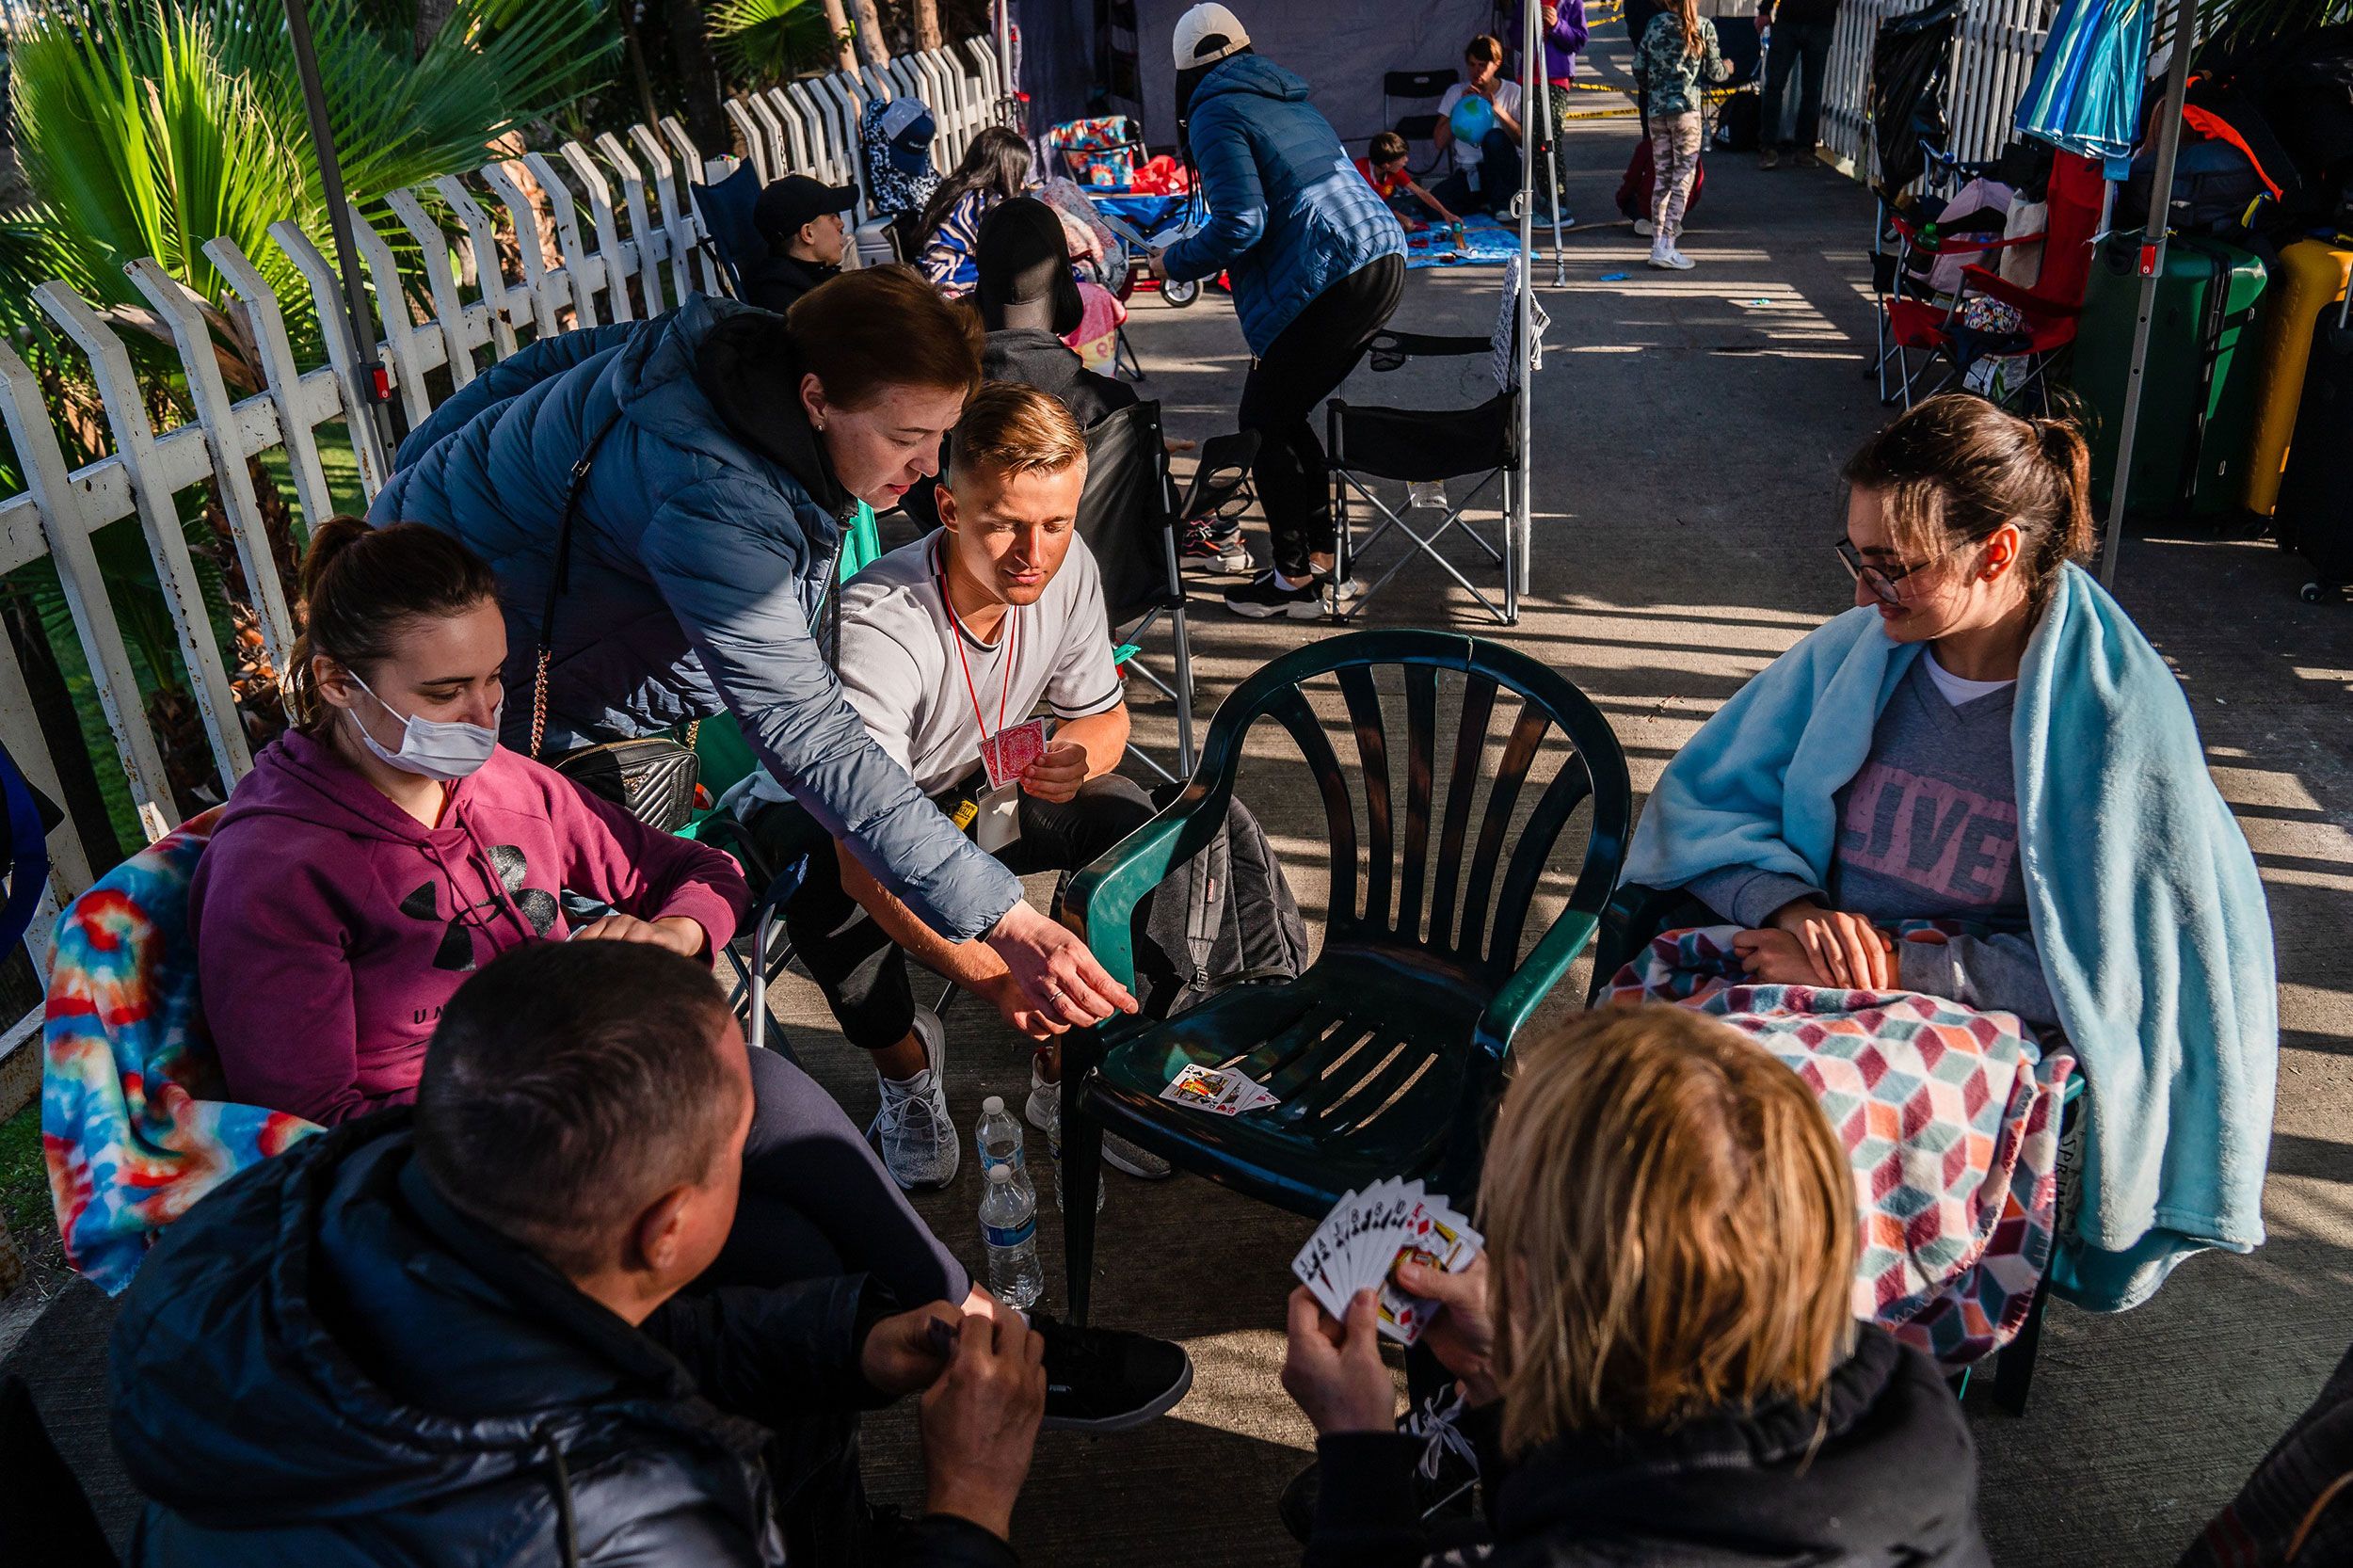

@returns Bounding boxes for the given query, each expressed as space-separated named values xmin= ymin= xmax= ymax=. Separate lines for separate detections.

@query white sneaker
xmin=1028 ymin=1060 xmax=1174 ymax=1179
xmin=1633 ymin=217 xmax=1655 ymax=236
xmin=869 ymin=1011 xmax=958 ymax=1190
xmin=1647 ymin=243 xmax=1695 ymax=271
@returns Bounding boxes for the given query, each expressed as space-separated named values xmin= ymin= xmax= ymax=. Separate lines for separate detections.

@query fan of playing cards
xmin=1159 ymin=1063 xmax=1278 ymax=1116
xmin=1292 ymin=1179 xmax=1482 ymax=1345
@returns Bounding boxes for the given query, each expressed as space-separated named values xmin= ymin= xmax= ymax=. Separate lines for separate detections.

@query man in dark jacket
xmin=743 ymin=175 xmax=856 ymax=314
xmin=110 ymin=942 xmax=1045 ymax=1566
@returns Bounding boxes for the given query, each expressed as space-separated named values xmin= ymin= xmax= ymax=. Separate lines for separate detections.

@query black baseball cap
xmin=974 ymin=197 xmax=1086 ymax=338
xmin=755 ymin=174 xmax=857 ymax=242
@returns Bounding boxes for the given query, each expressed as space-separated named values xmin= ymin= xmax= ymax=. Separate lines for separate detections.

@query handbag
xmin=531 ymin=411 xmax=703 ymax=833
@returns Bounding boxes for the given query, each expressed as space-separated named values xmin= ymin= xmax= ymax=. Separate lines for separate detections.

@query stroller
xmin=1042 ymin=115 xmax=1151 ymax=189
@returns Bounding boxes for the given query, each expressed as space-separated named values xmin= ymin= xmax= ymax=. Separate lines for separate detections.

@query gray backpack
xmin=1077 ymin=792 xmax=1311 ymax=1019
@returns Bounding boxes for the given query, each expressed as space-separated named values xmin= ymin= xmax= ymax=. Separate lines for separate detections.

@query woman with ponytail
xmin=1624 ymin=392 xmax=2277 ymax=1315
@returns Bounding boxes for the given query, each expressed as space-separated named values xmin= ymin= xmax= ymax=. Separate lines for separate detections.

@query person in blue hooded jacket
xmin=370 ymin=267 xmax=1138 ymax=1134
xmin=1156 ymin=3 xmax=1407 ymax=618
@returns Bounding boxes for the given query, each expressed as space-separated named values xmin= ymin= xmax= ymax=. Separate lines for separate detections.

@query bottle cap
xmin=988 ymin=1164 xmax=1014 ymax=1184
xmin=982 ymin=1095 xmax=1005 ymax=1114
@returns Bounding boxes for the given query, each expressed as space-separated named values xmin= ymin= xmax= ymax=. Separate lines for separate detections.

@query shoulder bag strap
xmin=531 ymin=408 xmax=630 ymax=760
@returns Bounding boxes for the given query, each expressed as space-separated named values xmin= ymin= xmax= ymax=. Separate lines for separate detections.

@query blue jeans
xmin=1430 ymin=128 xmax=1526 ymax=216
xmin=1761 ymin=19 xmax=1834 ymax=152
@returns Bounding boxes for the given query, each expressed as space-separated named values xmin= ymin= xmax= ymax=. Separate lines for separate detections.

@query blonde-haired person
xmin=751 ymin=383 xmax=1184 ymax=1195
xmin=1623 ymin=392 xmax=2274 ymax=1312
xmin=1634 ymin=0 xmax=1728 ymax=268
xmin=1281 ymin=1007 xmax=1989 ymax=1566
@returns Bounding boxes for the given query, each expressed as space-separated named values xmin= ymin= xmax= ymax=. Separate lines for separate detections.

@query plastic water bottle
xmin=979 ymin=1164 xmax=1043 ymax=1309
xmin=1409 ymin=480 xmax=1449 ymax=511
xmin=1042 ymin=1095 xmax=1104 ymax=1213
xmin=974 ymin=1096 xmax=1032 ymax=1199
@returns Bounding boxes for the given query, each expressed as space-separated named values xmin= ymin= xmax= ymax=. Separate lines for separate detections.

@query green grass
xmin=0 ymin=1102 xmax=54 ymax=1249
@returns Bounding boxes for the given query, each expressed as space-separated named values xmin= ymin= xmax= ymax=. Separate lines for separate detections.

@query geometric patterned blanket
xmin=1606 ymin=924 xmax=2073 ymax=1368
xmin=42 ymin=809 xmax=319 ymax=1294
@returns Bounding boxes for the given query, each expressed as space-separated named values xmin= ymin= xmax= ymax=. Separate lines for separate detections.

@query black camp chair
xmin=1075 ymin=400 xmax=1216 ymax=779
xmin=1327 ymin=262 xmax=1541 ymax=626
xmin=688 ymin=161 xmax=765 ymax=298
xmin=1385 ymin=69 xmax=1460 ymax=175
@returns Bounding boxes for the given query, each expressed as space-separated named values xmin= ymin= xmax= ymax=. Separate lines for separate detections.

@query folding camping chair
xmin=687 ymin=161 xmax=764 ymax=299
xmin=1328 ymin=258 xmax=1546 ymax=625
xmin=1385 ymin=69 xmax=1460 ymax=176
xmin=1880 ymin=151 xmax=2105 ymax=412
xmin=1074 ymin=399 xmax=1215 ymax=782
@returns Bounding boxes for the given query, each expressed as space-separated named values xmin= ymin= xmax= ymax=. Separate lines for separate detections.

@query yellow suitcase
xmin=2241 ymin=239 xmax=2353 ymax=518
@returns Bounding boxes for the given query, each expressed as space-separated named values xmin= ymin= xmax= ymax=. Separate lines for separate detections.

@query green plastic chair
xmin=1053 ymin=629 xmax=1631 ymax=1321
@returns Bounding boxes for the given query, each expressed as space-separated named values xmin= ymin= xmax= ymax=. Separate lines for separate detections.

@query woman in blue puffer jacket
xmin=1158 ymin=3 xmax=1407 ymax=618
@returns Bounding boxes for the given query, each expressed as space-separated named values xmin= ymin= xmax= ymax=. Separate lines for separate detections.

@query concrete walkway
xmin=9 ymin=75 xmax=2351 ymax=1568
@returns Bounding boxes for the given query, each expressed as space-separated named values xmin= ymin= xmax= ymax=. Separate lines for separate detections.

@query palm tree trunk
xmin=413 ymin=0 xmax=459 ymax=59
xmin=913 ymin=0 xmax=941 ymax=52
xmin=822 ymin=0 xmax=858 ymax=72
xmin=850 ymin=0 xmax=891 ymax=67
xmin=664 ymin=0 xmax=731 ymax=155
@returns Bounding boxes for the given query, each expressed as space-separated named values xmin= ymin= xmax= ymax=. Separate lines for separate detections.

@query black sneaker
xmin=1032 ymin=1313 xmax=1194 ymax=1432
xmin=1223 ymin=568 xmax=1325 ymax=619
xmin=1276 ymin=1385 xmax=1482 ymax=1545
xmin=1179 ymin=519 xmax=1254 ymax=572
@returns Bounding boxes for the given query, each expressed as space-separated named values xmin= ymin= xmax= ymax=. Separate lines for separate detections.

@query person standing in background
xmin=1157 ymin=2 xmax=1406 ymax=619
xmin=1637 ymin=0 xmax=1727 ymax=271
xmin=1757 ymin=0 xmax=1842 ymax=168
xmin=1515 ymin=0 xmax=1589 ymax=219
xmin=1623 ymin=0 xmax=1666 ymax=132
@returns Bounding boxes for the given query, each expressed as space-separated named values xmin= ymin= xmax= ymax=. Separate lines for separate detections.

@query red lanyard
xmin=936 ymin=541 xmax=1017 ymax=745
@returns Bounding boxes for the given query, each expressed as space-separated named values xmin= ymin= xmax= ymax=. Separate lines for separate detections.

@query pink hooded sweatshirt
xmin=191 ymin=728 xmax=749 ymax=1126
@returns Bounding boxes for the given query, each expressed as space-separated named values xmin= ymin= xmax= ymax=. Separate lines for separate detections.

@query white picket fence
xmin=0 ymin=39 xmax=1009 ymax=1208
xmin=1819 ymin=0 xmax=2057 ymax=186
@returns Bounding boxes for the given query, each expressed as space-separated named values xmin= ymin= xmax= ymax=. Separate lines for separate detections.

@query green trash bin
xmin=2071 ymin=230 xmax=2268 ymax=522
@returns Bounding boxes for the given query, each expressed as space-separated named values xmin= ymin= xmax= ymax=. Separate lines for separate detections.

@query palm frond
xmin=710 ymin=0 xmax=836 ymax=83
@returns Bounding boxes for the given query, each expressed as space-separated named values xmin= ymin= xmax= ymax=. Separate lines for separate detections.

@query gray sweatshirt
xmin=1687 ymin=658 xmax=2058 ymax=1030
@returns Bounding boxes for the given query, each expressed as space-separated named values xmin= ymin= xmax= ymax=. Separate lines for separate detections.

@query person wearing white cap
xmin=1160 ymin=2 xmax=1409 ymax=618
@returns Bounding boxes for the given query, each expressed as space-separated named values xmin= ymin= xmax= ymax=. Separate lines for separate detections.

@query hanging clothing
xmin=2014 ymin=0 xmax=2153 ymax=160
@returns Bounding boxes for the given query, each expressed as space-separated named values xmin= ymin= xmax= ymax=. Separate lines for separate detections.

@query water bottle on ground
xmin=1043 ymin=1095 xmax=1105 ymax=1213
xmin=974 ymin=1095 xmax=1032 ymax=1198
xmin=980 ymin=1164 xmax=1043 ymax=1310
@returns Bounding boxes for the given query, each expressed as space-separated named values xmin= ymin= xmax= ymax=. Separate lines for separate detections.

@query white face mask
xmin=344 ymin=669 xmax=500 ymax=782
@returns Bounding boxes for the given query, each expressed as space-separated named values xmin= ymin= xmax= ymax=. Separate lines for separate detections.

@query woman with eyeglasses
xmin=1622 ymin=392 xmax=2273 ymax=1306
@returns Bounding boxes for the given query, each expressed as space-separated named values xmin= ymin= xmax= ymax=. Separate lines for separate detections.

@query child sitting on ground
xmin=1354 ymin=130 xmax=1460 ymax=232
xmin=1280 ymin=1005 xmax=1990 ymax=1565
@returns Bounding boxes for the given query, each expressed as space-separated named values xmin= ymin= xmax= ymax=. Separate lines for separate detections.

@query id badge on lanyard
xmin=944 ymin=546 xmax=1029 ymax=851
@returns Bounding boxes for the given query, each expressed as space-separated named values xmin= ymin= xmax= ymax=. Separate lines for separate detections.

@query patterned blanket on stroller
xmin=1606 ymin=924 xmax=2073 ymax=1368
xmin=42 ymin=809 xmax=319 ymax=1294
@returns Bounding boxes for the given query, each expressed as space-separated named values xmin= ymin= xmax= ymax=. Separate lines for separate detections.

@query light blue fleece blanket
xmin=1623 ymin=564 xmax=2277 ymax=1310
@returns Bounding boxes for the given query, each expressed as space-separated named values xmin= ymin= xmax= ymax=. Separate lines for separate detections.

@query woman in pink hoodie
xmin=193 ymin=518 xmax=974 ymax=1304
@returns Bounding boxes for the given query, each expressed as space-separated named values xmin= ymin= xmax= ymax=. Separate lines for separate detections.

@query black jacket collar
xmin=690 ymin=316 xmax=856 ymax=520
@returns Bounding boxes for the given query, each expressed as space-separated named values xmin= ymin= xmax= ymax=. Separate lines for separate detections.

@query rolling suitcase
xmin=2240 ymin=238 xmax=2353 ymax=518
xmin=2273 ymin=289 xmax=2353 ymax=598
xmin=2073 ymin=231 xmax=2267 ymax=522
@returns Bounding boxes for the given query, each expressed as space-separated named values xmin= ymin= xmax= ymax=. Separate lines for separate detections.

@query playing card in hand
xmin=1290 ymin=1178 xmax=1484 ymax=1344
xmin=981 ymin=717 xmax=1049 ymax=790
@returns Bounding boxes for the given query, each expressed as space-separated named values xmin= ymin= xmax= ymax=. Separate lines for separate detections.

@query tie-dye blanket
xmin=1606 ymin=924 xmax=2073 ymax=1368
xmin=1403 ymin=213 xmax=1525 ymax=269
xmin=42 ymin=809 xmax=319 ymax=1294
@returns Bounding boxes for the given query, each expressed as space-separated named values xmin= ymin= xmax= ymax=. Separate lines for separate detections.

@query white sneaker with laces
xmin=869 ymin=1011 xmax=957 ymax=1190
xmin=1027 ymin=1060 xmax=1173 ymax=1178
xmin=1648 ymin=241 xmax=1695 ymax=271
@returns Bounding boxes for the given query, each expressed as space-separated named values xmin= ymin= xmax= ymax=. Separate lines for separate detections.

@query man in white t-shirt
xmin=1430 ymin=33 xmax=1526 ymax=216
xmin=760 ymin=383 xmax=1173 ymax=1190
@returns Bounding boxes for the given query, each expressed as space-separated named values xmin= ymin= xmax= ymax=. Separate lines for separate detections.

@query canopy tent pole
xmin=2098 ymin=0 xmax=2200 ymax=587
xmin=281 ymin=0 xmax=395 ymax=458
xmin=994 ymin=0 xmax=1021 ymax=130
xmin=1515 ymin=0 xmax=1540 ymax=614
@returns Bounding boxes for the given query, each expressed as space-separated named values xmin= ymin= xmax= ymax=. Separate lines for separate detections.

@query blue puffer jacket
xmin=1162 ymin=56 xmax=1405 ymax=355
xmin=370 ymin=295 xmax=1021 ymax=942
